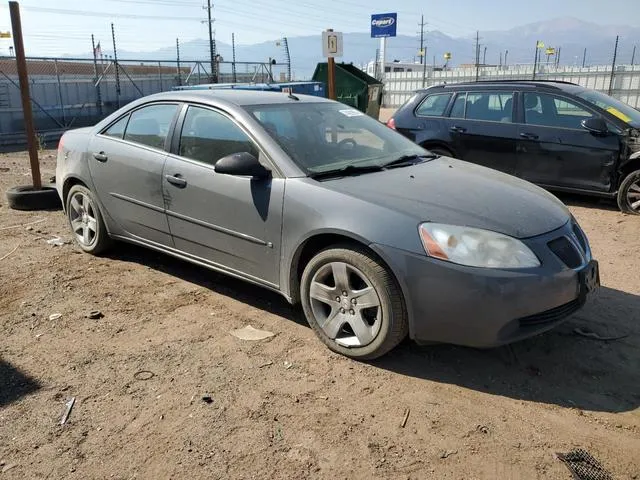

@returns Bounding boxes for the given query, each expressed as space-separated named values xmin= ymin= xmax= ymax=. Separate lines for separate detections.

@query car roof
xmin=419 ymin=80 xmax=587 ymax=93
xmin=139 ymin=89 xmax=331 ymax=107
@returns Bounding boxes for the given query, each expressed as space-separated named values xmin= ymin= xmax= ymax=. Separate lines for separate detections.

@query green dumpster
xmin=312 ymin=63 xmax=384 ymax=119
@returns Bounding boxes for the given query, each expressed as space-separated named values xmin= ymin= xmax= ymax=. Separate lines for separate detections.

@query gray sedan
xmin=56 ymin=90 xmax=599 ymax=359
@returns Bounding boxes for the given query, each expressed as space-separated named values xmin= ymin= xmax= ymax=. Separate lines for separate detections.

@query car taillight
xmin=386 ymin=117 xmax=396 ymax=130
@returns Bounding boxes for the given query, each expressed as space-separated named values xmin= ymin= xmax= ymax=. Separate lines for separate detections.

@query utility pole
xmin=9 ymin=1 xmax=41 ymax=189
xmin=282 ymin=37 xmax=291 ymax=81
xmin=176 ymin=38 xmax=181 ymax=86
xmin=474 ymin=31 xmax=480 ymax=82
xmin=556 ymin=47 xmax=561 ymax=67
xmin=608 ymin=35 xmax=619 ymax=95
xmin=632 ymin=45 xmax=636 ymax=66
xmin=421 ymin=45 xmax=427 ymax=87
xmin=582 ymin=47 xmax=587 ymax=68
xmin=504 ymin=49 xmax=508 ymax=67
xmin=483 ymin=46 xmax=487 ymax=65
xmin=418 ymin=15 xmax=426 ymax=65
xmin=111 ymin=23 xmax=120 ymax=107
xmin=91 ymin=34 xmax=103 ymax=115
xmin=231 ymin=33 xmax=237 ymax=83
xmin=499 ymin=51 xmax=502 ymax=67
xmin=204 ymin=0 xmax=216 ymax=83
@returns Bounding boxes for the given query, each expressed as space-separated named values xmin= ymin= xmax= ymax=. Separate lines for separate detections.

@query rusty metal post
xmin=9 ymin=1 xmax=41 ymax=189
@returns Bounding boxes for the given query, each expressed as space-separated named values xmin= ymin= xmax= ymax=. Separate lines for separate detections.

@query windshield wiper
xmin=382 ymin=153 xmax=438 ymax=169
xmin=309 ymin=164 xmax=384 ymax=180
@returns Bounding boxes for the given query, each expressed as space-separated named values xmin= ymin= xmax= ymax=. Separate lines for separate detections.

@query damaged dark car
xmin=389 ymin=81 xmax=640 ymax=214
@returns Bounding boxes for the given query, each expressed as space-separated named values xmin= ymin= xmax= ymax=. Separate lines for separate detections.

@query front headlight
xmin=418 ymin=223 xmax=540 ymax=268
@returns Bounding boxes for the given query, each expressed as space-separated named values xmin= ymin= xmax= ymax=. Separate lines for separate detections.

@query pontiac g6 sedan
xmin=56 ymin=90 xmax=599 ymax=359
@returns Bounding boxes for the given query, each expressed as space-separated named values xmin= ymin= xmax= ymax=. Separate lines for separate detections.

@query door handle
xmin=450 ymin=126 xmax=467 ymax=133
xmin=165 ymin=174 xmax=187 ymax=188
xmin=93 ymin=152 xmax=108 ymax=162
xmin=519 ymin=132 xmax=539 ymax=140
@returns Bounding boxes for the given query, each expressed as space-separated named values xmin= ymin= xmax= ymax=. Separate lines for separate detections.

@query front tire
xmin=617 ymin=170 xmax=640 ymax=214
xmin=66 ymin=185 xmax=112 ymax=254
xmin=300 ymin=245 xmax=408 ymax=360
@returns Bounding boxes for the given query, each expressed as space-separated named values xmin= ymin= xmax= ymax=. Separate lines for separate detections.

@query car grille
xmin=519 ymin=298 xmax=583 ymax=327
xmin=572 ymin=223 xmax=587 ymax=253
xmin=548 ymin=236 xmax=582 ymax=269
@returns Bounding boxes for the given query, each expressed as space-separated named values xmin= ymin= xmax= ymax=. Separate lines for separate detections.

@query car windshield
xmin=576 ymin=89 xmax=640 ymax=127
xmin=245 ymin=102 xmax=429 ymax=175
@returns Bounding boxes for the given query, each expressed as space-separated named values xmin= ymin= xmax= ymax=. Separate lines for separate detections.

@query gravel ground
xmin=1 ymin=149 xmax=639 ymax=479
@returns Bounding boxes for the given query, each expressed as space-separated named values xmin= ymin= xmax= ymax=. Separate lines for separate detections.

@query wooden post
xmin=9 ymin=1 xmax=41 ymax=189
xmin=327 ymin=56 xmax=336 ymax=100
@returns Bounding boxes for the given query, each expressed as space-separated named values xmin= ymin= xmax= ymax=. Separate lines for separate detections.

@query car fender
xmin=279 ymin=178 xmax=424 ymax=302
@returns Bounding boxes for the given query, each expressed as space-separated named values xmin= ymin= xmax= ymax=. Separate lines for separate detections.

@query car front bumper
xmin=371 ymin=221 xmax=597 ymax=348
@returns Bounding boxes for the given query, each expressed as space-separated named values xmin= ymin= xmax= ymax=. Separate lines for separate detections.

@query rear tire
xmin=300 ymin=245 xmax=408 ymax=360
xmin=65 ymin=185 xmax=112 ymax=254
xmin=6 ymin=184 xmax=62 ymax=211
xmin=617 ymin=169 xmax=640 ymax=215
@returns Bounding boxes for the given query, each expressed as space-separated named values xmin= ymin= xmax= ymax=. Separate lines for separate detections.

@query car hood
xmin=319 ymin=157 xmax=570 ymax=239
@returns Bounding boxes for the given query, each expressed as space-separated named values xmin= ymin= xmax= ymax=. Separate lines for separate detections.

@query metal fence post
xmin=609 ymin=35 xmax=619 ymax=95
xmin=53 ymin=59 xmax=66 ymax=126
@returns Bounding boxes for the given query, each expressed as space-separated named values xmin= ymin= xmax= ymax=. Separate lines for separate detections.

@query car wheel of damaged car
xmin=300 ymin=245 xmax=408 ymax=360
xmin=617 ymin=169 xmax=640 ymax=215
xmin=66 ymin=185 xmax=112 ymax=254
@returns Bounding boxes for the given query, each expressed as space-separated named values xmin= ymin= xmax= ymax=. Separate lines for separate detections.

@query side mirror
xmin=214 ymin=152 xmax=271 ymax=178
xmin=581 ymin=117 xmax=609 ymax=135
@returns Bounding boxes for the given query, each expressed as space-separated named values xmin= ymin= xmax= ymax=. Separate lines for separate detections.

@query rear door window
xmin=464 ymin=92 xmax=514 ymax=123
xmin=123 ymin=104 xmax=178 ymax=150
xmin=415 ymin=93 xmax=452 ymax=117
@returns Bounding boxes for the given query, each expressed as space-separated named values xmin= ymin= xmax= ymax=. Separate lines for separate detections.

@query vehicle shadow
xmin=373 ymin=286 xmax=640 ymax=413
xmin=105 ymin=243 xmax=307 ymax=327
xmin=106 ymin=244 xmax=638 ymax=413
xmin=0 ymin=359 xmax=41 ymax=407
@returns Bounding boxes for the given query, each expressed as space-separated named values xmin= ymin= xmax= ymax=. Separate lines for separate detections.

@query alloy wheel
xmin=68 ymin=191 xmax=98 ymax=247
xmin=627 ymin=179 xmax=640 ymax=212
xmin=308 ymin=261 xmax=382 ymax=347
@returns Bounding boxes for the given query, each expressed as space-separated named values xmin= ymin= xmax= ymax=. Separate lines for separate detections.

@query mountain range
xmin=69 ymin=17 xmax=640 ymax=79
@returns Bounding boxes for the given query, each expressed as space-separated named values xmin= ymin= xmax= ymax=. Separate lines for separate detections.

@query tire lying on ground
xmin=6 ymin=184 xmax=62 ymax=211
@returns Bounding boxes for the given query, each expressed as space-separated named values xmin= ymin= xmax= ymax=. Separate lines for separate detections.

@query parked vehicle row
xmin=388 ymin=80 xmax=640 ymax=214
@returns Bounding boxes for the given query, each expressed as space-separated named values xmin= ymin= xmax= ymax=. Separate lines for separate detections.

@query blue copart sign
xmin=371 ymin=13 xmax=397 ymax=38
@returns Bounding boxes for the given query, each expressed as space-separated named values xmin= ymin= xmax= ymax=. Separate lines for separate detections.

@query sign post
xmin=322 ymin=29 xmax=343 ymax=100
xmin=9 ymin=1 xmax=41 ymax=190
xmin=371 ymin=13 xmax=397 ymax=80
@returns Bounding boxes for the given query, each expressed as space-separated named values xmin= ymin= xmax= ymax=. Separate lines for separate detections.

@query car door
xmin=408 ymin=92 xmax=455 ymax=146
xmin=162 ymin=104 xmax=284 ymax=286
xmin=444 ymin=91 xmax=519 ymax=175
xmin=88 ymin=102 xmax=179 ymax=246
xmin=516 ymin=92 xmax=620 ymax=192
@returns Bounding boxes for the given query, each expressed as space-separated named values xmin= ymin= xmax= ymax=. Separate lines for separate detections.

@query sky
xmin=0 ymin=0 xmax=639 ymax=57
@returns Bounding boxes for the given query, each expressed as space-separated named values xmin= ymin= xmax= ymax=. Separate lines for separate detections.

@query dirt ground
xmin=0 ymin=149 xmax=639 ymax=480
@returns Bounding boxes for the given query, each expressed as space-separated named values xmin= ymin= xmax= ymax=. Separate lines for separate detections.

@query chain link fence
xmin=0 ymin=56 xmax=290 ymax=147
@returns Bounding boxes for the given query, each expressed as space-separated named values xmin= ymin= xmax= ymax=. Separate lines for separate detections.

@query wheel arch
xmin=62 ymin=175 xmax=88 ymax=209
xmin=619 ymin=154 xmax=640 ymax=186
xmin=286 ymin=230 xmax=405 ymax=306
xmin=420 ymin=140 xmax=456 ymax=158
